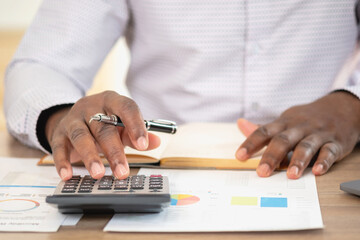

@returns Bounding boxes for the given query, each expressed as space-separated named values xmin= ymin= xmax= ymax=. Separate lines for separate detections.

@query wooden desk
xmin=0 ymin=131 xmax=359 ymax=240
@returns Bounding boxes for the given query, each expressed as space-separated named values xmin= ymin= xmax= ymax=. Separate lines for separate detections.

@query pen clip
xmin=149 ymin=119 xmax=177 ymax=126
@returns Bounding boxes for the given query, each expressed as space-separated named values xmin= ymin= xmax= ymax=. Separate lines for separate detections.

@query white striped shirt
xmin=4 ymin=0 xmax=360 ymax=151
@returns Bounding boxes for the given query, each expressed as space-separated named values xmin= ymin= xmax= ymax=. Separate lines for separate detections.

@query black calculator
xmin=46 ymin=175 xmax=170 ymax=213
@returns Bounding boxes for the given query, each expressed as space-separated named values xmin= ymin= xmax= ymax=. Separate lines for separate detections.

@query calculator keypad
xmin=61 ymin=175 xmax=81 ymax=193
xmin=60 ymin=175 xmax=164 ymax=194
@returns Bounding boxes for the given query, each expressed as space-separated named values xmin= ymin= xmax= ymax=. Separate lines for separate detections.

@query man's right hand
xmin=45 ymin=91 xmax=161 ymax=181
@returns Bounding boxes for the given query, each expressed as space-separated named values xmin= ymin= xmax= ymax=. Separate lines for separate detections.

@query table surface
xmin=0 ymin=131 xmax=359 ymax=240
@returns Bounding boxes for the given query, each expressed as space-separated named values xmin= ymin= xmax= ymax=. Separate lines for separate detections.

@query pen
xmin=89 ymin=113 xmax=177 ymax=134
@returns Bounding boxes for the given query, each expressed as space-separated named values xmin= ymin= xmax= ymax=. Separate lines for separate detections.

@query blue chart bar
xmin=260 ymin=197 xmax=288 ymax=208
xmin=0 ymin=185 xmax=56 ymax=189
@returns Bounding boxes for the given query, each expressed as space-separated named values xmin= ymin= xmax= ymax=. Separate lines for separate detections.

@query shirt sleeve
xmin=342 ymin=65 xmax=360 ymax=100
xmin=4 ymin=0 xmax=129 ymax=152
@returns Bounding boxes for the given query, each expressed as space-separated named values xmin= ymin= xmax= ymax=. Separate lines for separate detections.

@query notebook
xmin=38 ymin=122 xmax=270 ymax=170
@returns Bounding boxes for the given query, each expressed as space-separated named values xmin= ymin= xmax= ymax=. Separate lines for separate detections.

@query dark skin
xmin=46 ymin=90 xmax=360 ymax=181
xmin=236 ymin=91 xmax=360 ymax=179
xmin=45 ymin=91 xmax=161 ymax=181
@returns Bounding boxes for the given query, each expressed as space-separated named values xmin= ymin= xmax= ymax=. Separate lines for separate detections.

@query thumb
xmin=237 ymin=118 xmax=258 ymax=137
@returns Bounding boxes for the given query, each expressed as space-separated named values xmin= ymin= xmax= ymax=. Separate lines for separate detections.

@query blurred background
xmin=1 ymin=1 xmax=359 ymax=134
xmin=0 ymin=0 xmax=130 ymax=131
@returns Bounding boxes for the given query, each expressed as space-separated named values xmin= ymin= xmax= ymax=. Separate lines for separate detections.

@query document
xmin=105 ymin=168 xmax=323 ymax=232
xmin=0 ymin=157 xmax=83 ymax=232
xmin=0 ymin=186 xmax=65 ymax=232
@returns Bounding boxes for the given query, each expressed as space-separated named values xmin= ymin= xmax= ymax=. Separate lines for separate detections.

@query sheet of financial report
xmin=0 ymin=157 xmax=83 ymax=232
xmin=105 ymin=168 xmax=323 ymax=232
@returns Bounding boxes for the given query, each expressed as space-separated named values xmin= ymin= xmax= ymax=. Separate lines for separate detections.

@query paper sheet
xmin=61 ymin=214 xmax=83 ymax=226
xmin=105 ymin=168 xmax=323 ymax=232
xmin=0 ymin=157 xmax=84 ymax=231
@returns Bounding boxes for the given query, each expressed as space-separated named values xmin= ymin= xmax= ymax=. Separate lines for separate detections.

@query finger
xmin=237 ymin=118 xmax=259 ymax=137
xmin=236 ymin=120 xmax=286 ymax=161
xmin=103 ymin=92 xmax=148 ymax=150
xmin=147 ymin=133 xmax=162 ymax=150
xmin=120 ymin=130 xmax=161 ymax=150
xmin=312 ymin=142 xmax=342 ymax=176
xmin=287 ymin=134 xmax=328 ymax=179
xmin=69 ymin=142 xmax=102 ymax=163
xmin=51 ymin=136 xmax=73 ymax=181
xmin=66 ymin=120 xmax=105 ymax=179
xmin=105 ymin=142 xmax=129 ymax=180
xmin=256 ymin=127 xmax=306 ymax=177
xmin=88 ymin=120 xmax=129 ymax=179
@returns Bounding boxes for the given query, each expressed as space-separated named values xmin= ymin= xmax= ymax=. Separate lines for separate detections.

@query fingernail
xmin=60 ymin=168 xmax=69 ymax=180
xmin=91 ymin=162 xmax=103 ymax=177
xmin=288 ymin=165 xmax=299 ymax=178
xmin=115 ymin=164 xmax=129 ymax=179
xmin=137 ymin=136 xmax=148 ymax=150
xmin=313 ymin=164 xmax=324 ymax=174
xmin=236 ymin=148 xmax=247 ymax=161
xmin=257 ymin=164 xmax=271 ymax=177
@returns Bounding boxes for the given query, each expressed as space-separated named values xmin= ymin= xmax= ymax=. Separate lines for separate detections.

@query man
xmin=4 ymin=0 xmax=360 ymax=181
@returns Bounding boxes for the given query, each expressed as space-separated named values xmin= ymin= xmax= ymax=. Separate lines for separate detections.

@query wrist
xmin=45 ymin=106 xmax=72 ymax=142
xmin=328 ymin=91 xmax=360 ymax=138
xmin=36 ymin=104 xmax=73 ymax=153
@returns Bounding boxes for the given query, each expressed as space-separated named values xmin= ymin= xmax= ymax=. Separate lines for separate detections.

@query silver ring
xmin=89 ymin=113 xmax=106 ymax=125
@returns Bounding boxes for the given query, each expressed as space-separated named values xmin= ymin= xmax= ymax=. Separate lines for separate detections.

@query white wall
xmin=0 ymin=0 xmax=42 ymax=30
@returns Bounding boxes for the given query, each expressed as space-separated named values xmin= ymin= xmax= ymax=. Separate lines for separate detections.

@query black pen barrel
xmin=146 ymin=121 xmax=177 ymax=134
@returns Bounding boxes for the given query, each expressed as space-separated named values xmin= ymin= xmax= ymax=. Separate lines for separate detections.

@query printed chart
xmin=106 ymin=169 xmax=323 ymax=232
xmin=0 ymin=199 xmax=40 ymax=212
xmin=171 ymin=194 xmax=200 ymax=206
xmin=231 ymin=196 xmax=288 ymax=208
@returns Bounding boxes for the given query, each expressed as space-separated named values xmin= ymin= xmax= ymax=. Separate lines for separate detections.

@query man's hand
xmin=45 ymin=91 xmax=161 ymax=181
xmin=236 ymin=91 xmax=360 ymax=179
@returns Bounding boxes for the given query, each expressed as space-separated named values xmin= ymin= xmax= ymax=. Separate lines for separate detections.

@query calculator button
xmin=114 ymin=183 xmax=128 ymax=186
xmin=131 ymin=181 xmax=144 ymax=185
xmin=98 ymin=186 xmax=112 ymax=190
xmin=82 ymin=178 xmax=95 ymax=182
xmin=64 ymin=183 xmax=79 ymax=187
xmin=99 ymin=182 xmax=112 ymax=186
xmin=131 ymin=176 xmax=145 ymax=180
xmin=149 ymin=184 xmax=163 ymax=189
xmin=70 ymin=175 xmax=81 ymax=179
xmin=150 ymin=175 xmax=162 ymax=178
xmin=83 ymin=175 xmax=96 ymax=181
xmin=62 ymin=184 xmax=78 ymax=189
xmin=80 ymin=181 xmax=94 ymax=185
xmin=80 ymin=182 xmax=93 ymax=187
xmin=61 ymin=188 xmax=76 ymax=193
xmin=99 ymin=179 xmax=113 ymax=183
xmin=101 ymin=176 xmax=114 ymax=181
xmin=78 ymin=188 xmax=92 ymax=193
xmin=149 ymin=179 xmax=163 ymax=183
xmin=131 ymin=184 xmax=144 ymax=190
xmin=98 ymin=182 xmax=112 ymax=189
xmin=114 ymin=185 xmax=129 ymax=190
xmin=65 ymin=179 xmax=80 ymax=184
xmin=115 ymin=179 xmax=128 ymax=183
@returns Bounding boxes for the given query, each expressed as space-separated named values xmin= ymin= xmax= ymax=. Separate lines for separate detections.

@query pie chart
xmin=0 ymin=199 xmax=40 ymax=212
xmin=171 ymin=194 xmax=200 ymax=206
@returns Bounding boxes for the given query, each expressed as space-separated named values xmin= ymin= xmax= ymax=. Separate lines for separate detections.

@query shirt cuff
xmin=36 ymin=104 xmax=74 ymax=153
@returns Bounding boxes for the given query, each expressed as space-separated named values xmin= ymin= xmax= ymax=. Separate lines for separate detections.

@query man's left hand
xmin=236 ymin=91 xmax=360 ymax=179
